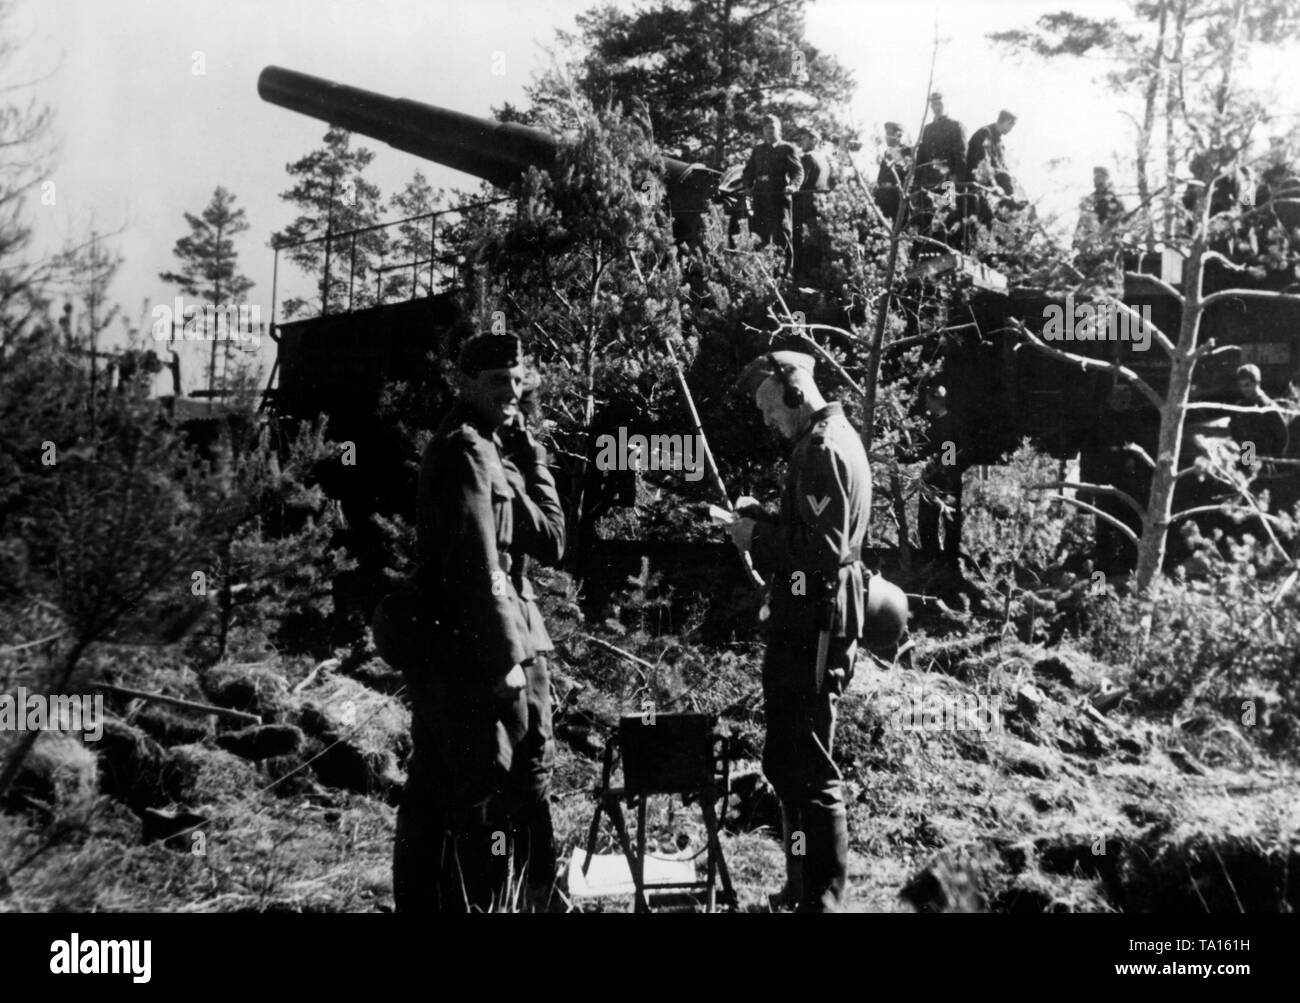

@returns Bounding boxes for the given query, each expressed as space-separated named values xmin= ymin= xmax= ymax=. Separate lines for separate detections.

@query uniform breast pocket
xmin=490 ymin=475 xmax=513 ymax=540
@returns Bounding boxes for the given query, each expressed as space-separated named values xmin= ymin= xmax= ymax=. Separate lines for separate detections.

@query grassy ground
xmin=3 ymin=543 xmax=1298 ymax=912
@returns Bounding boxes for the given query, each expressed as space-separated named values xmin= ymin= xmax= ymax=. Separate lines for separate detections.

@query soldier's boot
xmin=768 ymin=804 xmax=805 ymax=911
xmin=393 ymin=750 xmax=454 ymax=913
xmin=514 ymin=795 xmax=559 ymax=912
xmin=393 ymin=800 xmax=442 ymax=913
xmin=797 ymin=803 xmax=848 ymax=913
xmin=442 ymin=800 xmax=512 ymax=912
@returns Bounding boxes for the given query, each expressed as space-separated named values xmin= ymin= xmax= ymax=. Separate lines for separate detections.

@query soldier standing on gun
xmin=915 ymin=91 xmax=967 ymax=187
xmin=913 ymin=92 xmax=966 ymax=247
xmin=875 ymin=122 xmax=912 ymax=222
xmin=1230 ymin=363 xmax=1288 ymax=478
xmin=742 ymin=113 xmax=805 ymax=275
xmin=1074 ymin=167 xmax=1126 ymax=246
xmin=793 ymin=128 xmax=834 ymax=274
xmin=963 ymin=110 xmax=1017 ymax=237
xmin=727 ymin=348 xmax=871 ymax=913
xmin=393 ymin=332 xmax=565 ymax=913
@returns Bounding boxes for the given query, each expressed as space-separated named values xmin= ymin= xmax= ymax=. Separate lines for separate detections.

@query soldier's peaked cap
xmin=735 ymin=350 xmax=816 ymax=397
xmin=458 ymin=333 xmax=522 ymax=375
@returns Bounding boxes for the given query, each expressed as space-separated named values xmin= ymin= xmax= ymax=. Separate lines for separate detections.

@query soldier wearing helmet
xmin=727 ymin=345 xmax=872 ymax=912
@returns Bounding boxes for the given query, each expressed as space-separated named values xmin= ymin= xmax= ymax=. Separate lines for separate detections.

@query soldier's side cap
xmin=929 ymin=91 xmax=943 ymax=101
xmin=458 ymin=333 xmax=522 ymax=375
xmin=734 ymin=350 xmax=815 ymax=396
xmin=885 ymin=121 xmax=904 ymax=134
xmin=1237 ymin=363 xmax=1262 ymax=381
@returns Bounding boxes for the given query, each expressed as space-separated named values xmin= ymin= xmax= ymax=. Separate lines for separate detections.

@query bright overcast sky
xmin=10 ymin=0 xmax=1300 ymax=390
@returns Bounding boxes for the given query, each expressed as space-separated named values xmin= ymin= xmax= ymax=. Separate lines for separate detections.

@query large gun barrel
xmin=258 ymin=66 xmax=558 ymax=189
xmin=257 ymin=66 xmax=719 ymax=224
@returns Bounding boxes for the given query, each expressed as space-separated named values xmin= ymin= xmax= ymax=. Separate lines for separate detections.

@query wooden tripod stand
xmin=582 ymin=713 xmax=737 ymax=913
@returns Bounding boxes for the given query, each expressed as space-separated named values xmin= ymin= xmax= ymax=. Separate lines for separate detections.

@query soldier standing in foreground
xmin=726 ymin=349 xmax=871 ymax=912
xmin=393 ymin=332 xmax=565 ymax=913
xmin=741 ymin=114 xmax=805 ymax=275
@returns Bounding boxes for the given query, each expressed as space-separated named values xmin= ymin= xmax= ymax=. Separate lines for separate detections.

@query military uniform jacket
xmin=966 ymin=124 xmax=1006 ymax=184
xmin=877 ymin=145 xmax=912 ymax=188
xmin=750 ymin=403 xmax=871 ymax=640
xmin=799 ymin=149 xmax=834 ymax=194
xmin=915 ymin=116 xmax=966 ymax=185
xmin=1229 ymin=393 xmax=1289 ymax=462
xmin=910 ymin=410 xmax=966 ymax=494
xmin=742 ymin=141 xmax=805 ymax=206
xmin=416 ymin=401 xmax=564 ymax=681
xmin=1074 ymin=190 xmax=1127 ymax=245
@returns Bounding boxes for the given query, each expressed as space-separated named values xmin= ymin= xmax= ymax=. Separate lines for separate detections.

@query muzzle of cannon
xmin=257 ymin=66 xmax=720 ymax=237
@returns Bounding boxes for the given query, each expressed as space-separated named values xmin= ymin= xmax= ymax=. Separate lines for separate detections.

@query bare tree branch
xmin=1199 ymin=287 xmax=1300 ymax=312
xmin=1124 ymin=442 xmax=1157 ymax=469
xmin=1105 ymin=296 xmax=1177 ymax=356
xmin=1029 ymin=480 xmax=1147 ymax=519
xmin=1123 ymin=269 xmax=1186 ymax=305
xmin=1039 ymin=494 xmax=1140 ymax=544
xmin=1192 ymin=340 xmax=1242 ymax=361
xmin=1007 ymin=317 xmax=1164 ymax=409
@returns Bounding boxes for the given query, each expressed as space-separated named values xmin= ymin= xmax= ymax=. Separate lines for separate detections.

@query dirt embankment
xmin=4 ymin=589 xmax=1296 ymax=912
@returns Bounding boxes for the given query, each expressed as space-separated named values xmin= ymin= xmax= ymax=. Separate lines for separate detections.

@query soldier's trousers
xmin=751 ymin=196 xmax=795 ymax=272
xmin=761 ymin=626 xmax=856 ymax=912
xmin=792 ymin=196 xmax=819 ymax=274
xmin=393 ymin=654 xmax=556 ymax=913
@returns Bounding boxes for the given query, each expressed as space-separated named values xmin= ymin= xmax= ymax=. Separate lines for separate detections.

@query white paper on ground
xmin=566 ymin=847 xmax=697 ymax=898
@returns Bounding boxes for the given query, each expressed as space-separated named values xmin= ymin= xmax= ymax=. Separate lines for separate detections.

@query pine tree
xmin=49 ymin=234 xmax=125 ymax=419
xmin=191 ymin=407 xmax=354 ymax=662
xmin=384 ymin=171 xmax=443 ymax=301
xmin=464 ymin=100 xmax=682 ymax=557
xmin=0 ymin=0 xmax=51 ymax=293
xmin=158 ymin=186 xmax=255 ymax=394
xmin=521 ymin=0 xmax=857 ymax=168
xmin=276 ymin=127 xmax=387 ymax=318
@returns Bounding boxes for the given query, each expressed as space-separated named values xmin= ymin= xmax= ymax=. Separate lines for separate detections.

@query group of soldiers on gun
xmin=732 ymin=113 xmax=835 ymax=274
xmin=731 ymin=93 xmax=1023 ymax=275
xmin=873 ymin=94 xmax=1021 ymax=252
xmin=379 ymin=329 xmax=911 ymax=914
